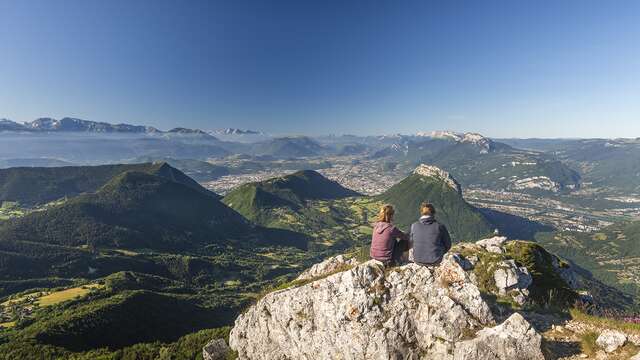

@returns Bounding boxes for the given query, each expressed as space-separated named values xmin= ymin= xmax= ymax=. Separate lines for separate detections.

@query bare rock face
xmin=453 ymin=313 xmax=544 ymax=360
xmin=596 ymin=329 xmax=627 ymax=353
xmin=476 ymin=236 xmax=508 ymax=253
xmin=203 ymin=338 xmax=231 ymax=360
xmin=229 ymin=256 xmax=544 ymax=360
xmin=296 ymin=254 xmax=358 ymax=281
xmin=413 ymin=164 xmax=462 ymax=193
xmin=494 ymin=260 xmax=533 ymax=305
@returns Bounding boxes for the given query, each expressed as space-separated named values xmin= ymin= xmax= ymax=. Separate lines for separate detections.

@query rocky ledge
xmin=227 ymin=237 xmax=578 ymax=359
xmin=210 ymin=236 xmax=637 ymax=359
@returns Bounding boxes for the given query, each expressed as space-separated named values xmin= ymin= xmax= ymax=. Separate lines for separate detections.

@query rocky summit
xmin=213 ymin=236 xmax=640 ymax=359
xmin=227 ymin=239 xmax=560 ymax=359
xmin=413 ymin=164 xmax=462 ymax=193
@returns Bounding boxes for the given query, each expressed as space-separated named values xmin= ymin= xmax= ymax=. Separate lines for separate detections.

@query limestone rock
xmin=296 ymin=254 xmax=358 ymax=281
xmin=413 ymin=164 xmax=462 ymax=193
xmin=596 ymin=329 xmax=627 ymax=353
xmin=552 ymin=256 xmax=579 ymax=289
xmin=494 ymin=259 xmax=533 ymax=304
xmin=476 ymin=236 xmax=508 ymax=253
xmin=229 ymin=257 xmax=546 ymax=360
xmin=454 ymin=313 xmax=545 ymax=360
xmin=203 ymin=338 xmax=231 ymax=360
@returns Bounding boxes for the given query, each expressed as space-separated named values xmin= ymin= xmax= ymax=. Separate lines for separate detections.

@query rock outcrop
xmin=596 ymin=329 xmax=628 ymax=353
xmin=476 ymin=236 xmax=508 ymax=253
xmin=217 ymin=235 xmax=593 ymax=359
xmin=229 ymin=252 xmax=545 ymax=359
xmin=413 ymin=164 xmax=462 ymax=193
xmin=296 ymin=254 xmax=358 ymax=281
xmin=203 ymin=338 xmax=232 ymax=360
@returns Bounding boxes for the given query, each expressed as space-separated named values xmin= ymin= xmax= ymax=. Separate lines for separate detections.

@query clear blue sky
xmin=1 ymin=0 xmax=638 ymax=137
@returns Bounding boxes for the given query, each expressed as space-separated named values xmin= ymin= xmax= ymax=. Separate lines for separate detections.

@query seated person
xmin=410 ymin=202 xmax=451 ymax=266
xmin=370 ymin=204 xmax=409 ymax=266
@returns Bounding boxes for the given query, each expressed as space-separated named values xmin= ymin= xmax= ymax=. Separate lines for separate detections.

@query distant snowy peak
xmin=211 ymin=128 xmax=264 ymax=136
xmin=25 ymin=117 xmax=158 ymax=133
xmin=413 ymin=164 xmax=462 ymax=193
xmin=418 ymin=130 xmax=463 ymax=141
xmin=417 ymin=131 xmax=495 ymax=153
xmin=0 ymin=117 xmax=222 ymax=135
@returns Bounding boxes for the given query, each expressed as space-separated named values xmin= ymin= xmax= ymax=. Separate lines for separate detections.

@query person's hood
xmin=374 ymin=222 xmax=393 ymax=234
xmin=419 ymin=216 xmax=436 ymax=225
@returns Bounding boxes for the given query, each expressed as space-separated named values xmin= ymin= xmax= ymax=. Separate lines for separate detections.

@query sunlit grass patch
xmin=0 ymin=321 xmax=16 ymax=329
xmin=36 ymin=284 xmax=104 ymax=307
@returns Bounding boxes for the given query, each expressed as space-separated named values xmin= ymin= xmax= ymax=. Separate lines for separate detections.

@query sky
xmin=1 ymin=0 xmax=639 ymax=137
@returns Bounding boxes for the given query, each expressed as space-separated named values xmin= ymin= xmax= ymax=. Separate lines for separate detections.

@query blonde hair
xmin=377 ymin=204 xmax=395 ymax=223
xmin=420 ymin=202 xmax=435 ymax=216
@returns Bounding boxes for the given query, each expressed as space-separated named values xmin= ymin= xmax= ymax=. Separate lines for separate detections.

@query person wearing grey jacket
xmin=410 ymin=202 xmax=451 ymax=266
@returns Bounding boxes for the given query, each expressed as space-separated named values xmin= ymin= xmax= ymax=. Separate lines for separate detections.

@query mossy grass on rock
xmin=456 ymin=239 xmax=578 ymax=309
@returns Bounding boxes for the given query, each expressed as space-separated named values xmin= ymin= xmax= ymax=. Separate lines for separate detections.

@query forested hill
xmin=0 ymin=162 xmax=214 ymax=206
xmin=376 ymin=165 xmax=494 ymax=241
xmin=223 ymin=170 xmax=360 ymax=222
xmin=0 ymin=170 xmax=246 ymax=251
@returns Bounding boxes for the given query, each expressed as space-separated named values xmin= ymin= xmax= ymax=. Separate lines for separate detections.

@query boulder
xmin=454 ymin=313 xmax=545 ymax=360
xmin=596 ymin=329 xmax=627 ymax=353
xmin=476 ymin=236 xmax=508 ymax=253
xmin=494 ymin=260 xmax=533 ymax=299
xmin=229 ymin=257 xmax=544 ymax=360
xmin=203 ymin=338 xmax=231 ymax=360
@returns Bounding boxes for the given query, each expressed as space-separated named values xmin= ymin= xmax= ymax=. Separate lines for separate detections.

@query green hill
xmin=376 ymin=166 xmax=494 ymax=241
xmin=0 ymin=171 xmax=248 ymax=251
xmin=0 ymin=162 xmax=214 ymax=207
xmin=535 ymin=220 xmax=640 ymax=299
xmin=223 ymin=170 xmax=359 ymax=223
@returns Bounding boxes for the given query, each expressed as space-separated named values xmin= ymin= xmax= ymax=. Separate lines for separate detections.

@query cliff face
xmin=228 ymin=239 xmax=560 ymax=360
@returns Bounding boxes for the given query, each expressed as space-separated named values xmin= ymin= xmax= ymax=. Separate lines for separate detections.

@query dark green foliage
xmin=0 ymin=171 xmax=248 ymax=250
xmin=24 ymin=290 xmax=228 ymax=351
xmin=376 ymin=173 xmax=493 ymax=241
xmin=0 ymin=162 xmax=214 ymax=207
xmin=504 ymin=241 xmax=577 ymax=307
xmin=103 ymin=272 xmax=183 ymax=292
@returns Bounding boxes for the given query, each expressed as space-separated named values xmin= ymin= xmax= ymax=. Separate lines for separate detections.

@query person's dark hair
xmin=420 ymin=202 xmax=435 ymax=216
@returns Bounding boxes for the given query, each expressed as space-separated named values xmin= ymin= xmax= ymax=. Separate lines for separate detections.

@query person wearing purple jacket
xmin=370 ymin=204 xmax=409 ymax=266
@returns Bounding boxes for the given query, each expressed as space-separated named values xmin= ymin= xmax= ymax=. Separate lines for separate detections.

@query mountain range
xmin=12 ymin=118 xmax=635 ymax=196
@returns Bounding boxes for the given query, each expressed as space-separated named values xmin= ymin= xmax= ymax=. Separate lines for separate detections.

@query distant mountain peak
xmin=212 ymin=128 xmax=263 ymax=135
xmin=413 ymin=164 xmax=462 ymax=193
xmin=23 ymin=117 xmax=157 ymax=133
xmin=460 ymin=132 xmax=494 ymax=153
xmin=417 ymin=131 xmax=495 ymax=153
xmin=418 ymin=130 xmax=462 ymax=141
